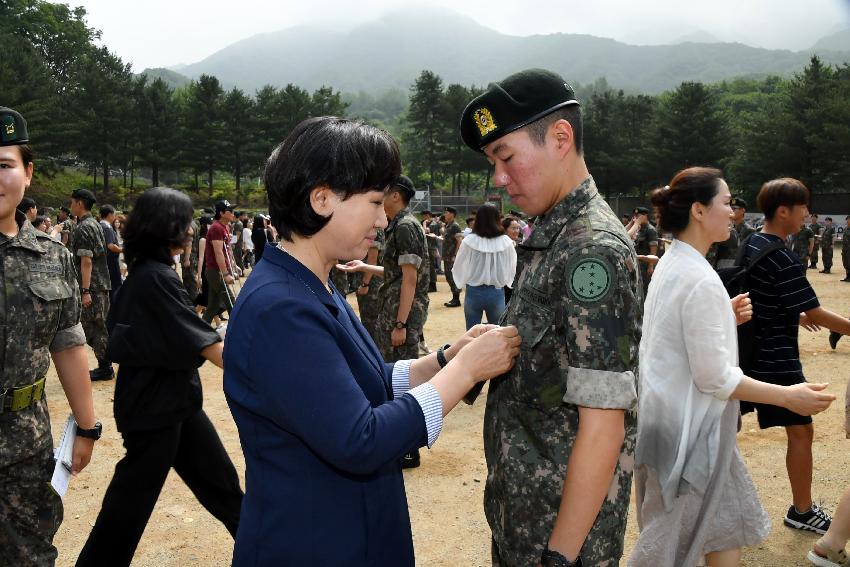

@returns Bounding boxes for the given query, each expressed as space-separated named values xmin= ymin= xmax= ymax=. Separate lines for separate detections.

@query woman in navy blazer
xmin=223 ymin=117 xmax=520 ymax=566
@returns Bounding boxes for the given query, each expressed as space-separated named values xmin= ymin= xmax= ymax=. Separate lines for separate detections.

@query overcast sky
xmin=74 ymin=0 xmax=850 ymax=71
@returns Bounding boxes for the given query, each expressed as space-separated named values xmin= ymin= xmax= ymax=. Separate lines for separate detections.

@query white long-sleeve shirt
xmin=451 ymin=234 xmax=517 ymax=288
xmin=635 ymin=239 xmax=744 ymax=511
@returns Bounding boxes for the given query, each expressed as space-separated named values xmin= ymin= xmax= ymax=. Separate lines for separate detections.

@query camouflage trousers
xmin=374 ymin=319 xmax=421 ymax=362
xmin=822 ymin=246 xmax=833 ymax=271
xmin=0 ymin=447 xmax=63 ymax=567
xmin=355 ymin=287 xmax=382 ymax=344
xmin=81 ymin=290 xmax=110 ymax=361
xmin=181 ymin=266 xmax=199 ymax=303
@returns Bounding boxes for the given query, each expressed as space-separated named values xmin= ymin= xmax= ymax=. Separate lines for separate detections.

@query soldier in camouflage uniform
xmin=68 ymin=188 xmax=114 ymax=380
xmin=181 ymin=219 xmax=201 ymax=301
xmin=421 ymin=211 xmax=439 ymax=292
xmin=790 ymin=222 xmax=815 ymax=267
xmin=844 ymin=216 xmax=850 ymax=282
xmin=731 ymin=197 xmax=756 ymax=245
xmin=355 ymin=228 xmax=385 ymax=342
xmin=808 ymin=214 xmax=823 ymax=269
xmin=819 ymin=217 xmax=835 ymax=274
xmin=376 ymin=176 xmax=430 ymax=363
xmin=632 ymin=207 xmax=658 ymax=295
xmin=0 ymin=107 xmax=99 ymax=566
xmin=461 ymin=70 xmax=641 ymax=567
xmin=442 ymin=207 xmax=463 ymax=307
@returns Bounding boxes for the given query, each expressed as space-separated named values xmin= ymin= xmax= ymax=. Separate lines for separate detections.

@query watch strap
xmin=436 ymin=344 xmax=451 ymax=368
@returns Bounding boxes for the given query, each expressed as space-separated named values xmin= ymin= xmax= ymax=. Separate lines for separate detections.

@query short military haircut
xmin=99 ymin=204 xmax=116 ymax=218
xmin=757 ymin=178 xmax=810 ymax=221
xmin=17 ymin=196 xmax=36 ymax=213
xmin=524 ymin=105 xmax=583 ymax=155
xmin=71 ymin=188 xmax=96 ymax=210
xmin=825 ymin=217 xmax=832 ymax=221
xmin=650 ymin=167 xmax=724 ymax=236
xmin=264 ymin=117 xmax=400 ymax=241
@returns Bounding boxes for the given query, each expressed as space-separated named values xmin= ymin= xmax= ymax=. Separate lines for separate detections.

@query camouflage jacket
xmin=0 ymin=213 xmax=85 ymax=467
xmin=353 ymin=228 xmax=385 ymax=293
xmin=633 ymin=223 xmax=658 ymax=256
xmin=69 ymin=213 xmax=111 ymax=292
xmin=707 ymin=227 xmax=739 ymax=270
xmin=791 ymin=226 xmax=814 ymax=259
xmin=441 ymin=220 xmax=462 ymax=259
xmin=735 ymin=221 xmax=756 ymax=244
xmin=822 ymin=225 xmax=835 ymax=248
xmin=378 ymin=209 xmax=430 ymax=330
xmin=483 ymin=177 xmax=641 ymax=567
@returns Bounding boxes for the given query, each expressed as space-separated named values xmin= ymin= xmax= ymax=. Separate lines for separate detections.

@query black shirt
xmin=746 ymin=233 xmax=819 ymax=384
xmin=106 ymin=257 xmax=221 ymax=432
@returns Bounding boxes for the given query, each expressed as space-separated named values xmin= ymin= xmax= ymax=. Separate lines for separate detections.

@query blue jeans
xmin=463 ymin=285 xmax=506 ymax=330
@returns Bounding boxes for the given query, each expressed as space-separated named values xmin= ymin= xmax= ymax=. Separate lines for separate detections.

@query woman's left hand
xmin=446 ymin=324 xmax=500 ymax=360
xmin=731 ymin=292 xmax=753 ymax=325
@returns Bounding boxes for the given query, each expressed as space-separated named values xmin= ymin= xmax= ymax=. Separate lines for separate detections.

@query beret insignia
xmin=473 ymin=107 xmax=497 ymax=137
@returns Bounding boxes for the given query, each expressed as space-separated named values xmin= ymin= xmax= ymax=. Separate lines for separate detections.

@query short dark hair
xmin=524 ymin=105 xmax=583 ymax=155
xmin=650 ymin=167 xmax=724 ymax=235
xmin=264 ymin=117 xmax=400 ymax=241
xmin=122 ymin=187 xmax=194 ymax=266
xmin=390 ymin=176 xmax=415 ymax=205
xmin=502 ymin=216 xmax=519 ymax=231
xmin=472 ymin=204 xmax=503 ymax=238
xmin=825 ymin=217 xmax=832 ymax=222
xmin=32 ymin=215 xmax=47 ymax=230
xmin=99 ymin=204 xmax=116 ymax=218
xmin=17 ymin=196 xmax=36 ymax=213
xmin=757 ymin=178 xmax=810 ymax=221
xmin=16 ymin=144 xmax=34 ymax=166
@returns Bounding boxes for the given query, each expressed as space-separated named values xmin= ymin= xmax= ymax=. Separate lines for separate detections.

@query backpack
xmin=718 ymin=237 xmax=787 ymax=374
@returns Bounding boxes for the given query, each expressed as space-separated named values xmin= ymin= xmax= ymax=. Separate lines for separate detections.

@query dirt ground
xmin=49 ymin=266 xmax=850 ymax=566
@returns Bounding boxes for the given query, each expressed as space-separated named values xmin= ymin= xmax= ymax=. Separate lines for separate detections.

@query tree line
xmin=3 ymin=0 xmax=849 ymax=207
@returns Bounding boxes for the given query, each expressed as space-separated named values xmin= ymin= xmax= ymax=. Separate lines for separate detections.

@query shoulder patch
xmin=567 ymin=255 xmax=615 ymax=304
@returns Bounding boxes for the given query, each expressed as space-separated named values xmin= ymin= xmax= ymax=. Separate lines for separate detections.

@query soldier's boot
xmin=444 ymin=292 xmax=461 ymax=308
xmin=401 ymin=449 xmax=420 ymax=469
xmin=429 ymin=282 xmax=438 ymax=292
xmin=829 ymin=331 xmax=843 ymax=350
xmin=843 ymin=273 xmax=850 ymax=282
xmin=90 ymin=359 xmax=114 ymax=381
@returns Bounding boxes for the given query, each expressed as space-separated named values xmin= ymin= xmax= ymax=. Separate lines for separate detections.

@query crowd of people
xmin=1 ymin=64 xmax=850 ymax=567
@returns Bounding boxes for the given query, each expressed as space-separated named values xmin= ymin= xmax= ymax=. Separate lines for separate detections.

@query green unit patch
xmin=568 ymin=257 xmax=611 ymax=303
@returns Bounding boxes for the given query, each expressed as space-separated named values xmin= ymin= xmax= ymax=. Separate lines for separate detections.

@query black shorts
xmin=740 ymin=373 xmax=813 ymax=429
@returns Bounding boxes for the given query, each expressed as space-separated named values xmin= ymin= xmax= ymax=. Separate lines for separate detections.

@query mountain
xmin=812 ymin=28 xmax=850 ymax=52
xmin=139 ymin=67 xmax=192 ymax=90
xmin=175 ymin=7 xmax=850 ymax=95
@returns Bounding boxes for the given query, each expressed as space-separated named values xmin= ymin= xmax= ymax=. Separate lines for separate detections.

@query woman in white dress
xmin=630 ymin=166 xmax=834 ymax=567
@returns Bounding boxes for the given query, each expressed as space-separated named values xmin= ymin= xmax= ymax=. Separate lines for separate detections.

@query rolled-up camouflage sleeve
xmin=74 ymin=223 xmax=101 ymax=258
xmin=395 ymin=224 xmax=424 ymax=269
xmin=562 ymin=242 xmax=640 ymax=410
xmin=50 ymin=248 xmax=86 ymax=353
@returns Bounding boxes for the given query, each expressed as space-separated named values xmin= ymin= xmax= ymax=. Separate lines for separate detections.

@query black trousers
xmin=76 ymin=410 xmax=243 ymax=567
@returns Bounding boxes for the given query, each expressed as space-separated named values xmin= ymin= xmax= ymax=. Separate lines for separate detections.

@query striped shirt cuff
xmin=407 ymin=383 xmax=443 ymax=448
xmin=391 ymin=359 xmax=413 ymax=398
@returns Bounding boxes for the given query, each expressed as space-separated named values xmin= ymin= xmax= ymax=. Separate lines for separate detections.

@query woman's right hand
xmin=783 ymin=383 xmax=835 ymax=416
xmin=453 ymin=326 xmax=521 ymax=382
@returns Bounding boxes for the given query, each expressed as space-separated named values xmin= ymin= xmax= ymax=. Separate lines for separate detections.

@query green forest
xmin=2 ymin=0 xmax=849 ymax=209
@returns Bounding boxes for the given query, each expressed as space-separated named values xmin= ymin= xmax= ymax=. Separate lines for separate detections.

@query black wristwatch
xmin=541 ymin=547 xmax=581 ymax=567
xmin=76 ymin=421 xmax=102 ymax=440
xmin=436 ymin=344 xmax=451 ymax=368
xmin=393 ymin=320 xmax=408 ymax=329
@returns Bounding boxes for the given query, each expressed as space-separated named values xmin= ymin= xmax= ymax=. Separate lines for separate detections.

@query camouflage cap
xmin=0 ymin=107 xmax=29 ymax=146
xmin=459 ymin=69 xmax=580 ymax=152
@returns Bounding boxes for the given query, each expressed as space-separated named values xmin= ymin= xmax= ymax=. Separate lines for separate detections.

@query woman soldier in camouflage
xmin=0 ymin=108 xmax=99 ymax=565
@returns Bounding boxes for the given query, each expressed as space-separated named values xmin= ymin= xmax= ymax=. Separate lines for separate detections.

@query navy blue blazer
xmin=224 ymin=246 xmax=428 ymax=566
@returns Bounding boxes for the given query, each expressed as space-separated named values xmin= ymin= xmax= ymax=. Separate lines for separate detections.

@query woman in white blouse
xmin=630 ymin=167 xmax=834 ymax=567
xmin=451 ymin=205 xmax=517 ymax=330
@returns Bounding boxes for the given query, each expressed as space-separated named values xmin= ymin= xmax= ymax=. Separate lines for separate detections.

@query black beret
xmin=395 ymin=175 xmax=414 ymax=193
xmin=71 ymin=188 xmax=97 ymax=204
xmin=634 ymin=206 xmax=650 ymax=215
xmin=460 ymin=69 xmax=580 ymax=152
xmin=731 ymin=197 xmax=748 ymax=209
xmin=0 ymin=107 xmax=29 ymax=146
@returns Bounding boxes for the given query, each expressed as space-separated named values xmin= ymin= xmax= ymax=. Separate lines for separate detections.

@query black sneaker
xmin=89 ymin=366 xmax=115 ymax=381
xmin=444 ymin=298 xmax=461 ymax=308
xmin=830 ymin=332 xmax=843 ymax=350
xmin=401 ymin=450 xmax=420 ymax=469
xmin=785 ymin=504 xmax=832 ymax=535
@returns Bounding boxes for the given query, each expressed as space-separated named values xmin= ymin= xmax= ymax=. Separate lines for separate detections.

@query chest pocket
xmin=28 ymin=279 xmax=73 ymax=341
xmin=501 ymin=281 xmax=564 ymax=411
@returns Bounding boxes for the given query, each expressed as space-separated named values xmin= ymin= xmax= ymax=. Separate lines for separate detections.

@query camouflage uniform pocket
xmin=28 ymin=279 xmax=72 ymax=342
